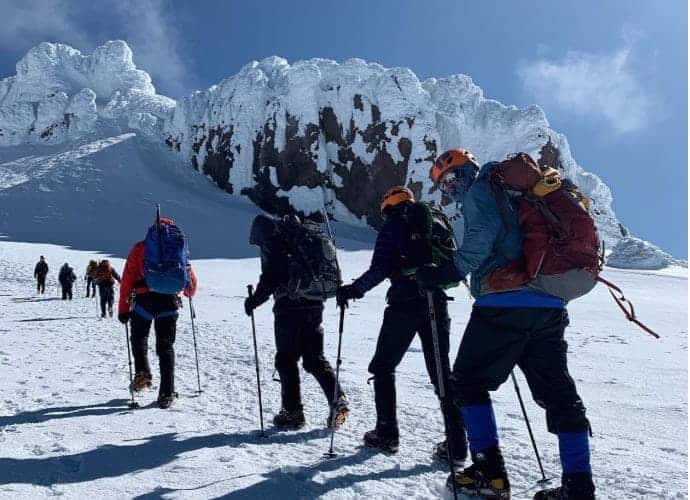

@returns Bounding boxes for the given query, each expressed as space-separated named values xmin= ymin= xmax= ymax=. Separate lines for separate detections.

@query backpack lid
xmin=493 ymin=153 xmax=542 ymax=191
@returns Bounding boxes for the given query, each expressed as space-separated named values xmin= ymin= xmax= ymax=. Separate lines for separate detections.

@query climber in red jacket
xmin=118 ymin=217 xmax=198 ymax=409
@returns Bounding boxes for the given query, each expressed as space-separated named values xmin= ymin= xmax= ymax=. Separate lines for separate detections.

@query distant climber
xmin=58 ymin=263 xmax=77 ymax=300
xmin=34 ymin=256 xmax=49 ymax=294
xmin=95 ymin=259 xmax=121 ymax=318
xmin=85 ymin=260 xmax=98 ymax=298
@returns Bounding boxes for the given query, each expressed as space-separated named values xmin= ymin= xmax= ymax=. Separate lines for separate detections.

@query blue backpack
xmin=144 ymin=222 xmax=190 ymax=294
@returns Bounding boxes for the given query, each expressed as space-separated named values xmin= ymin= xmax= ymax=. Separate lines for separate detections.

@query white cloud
xmin=0 ymin=0 xmax=89 ymax=51
xmin=0 ymin=0 xmax=193 ymax=97
xmin=518 ymin=41 xmax=654 ymax=133
xmin=111 ymin=0 xmax=192 ymax=97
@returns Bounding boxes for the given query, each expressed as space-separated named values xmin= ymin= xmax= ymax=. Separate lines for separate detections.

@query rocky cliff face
xmin=162 ymin=56 xmax=624 ymax=243
xmin=0 ymin=41 xmax=627 ymax=247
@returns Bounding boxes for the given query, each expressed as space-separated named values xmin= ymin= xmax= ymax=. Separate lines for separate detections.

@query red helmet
xmin=430 ymin=149 xmax=478 ymax=185
xmin=380 ymin=185 xmax=415 ymax=214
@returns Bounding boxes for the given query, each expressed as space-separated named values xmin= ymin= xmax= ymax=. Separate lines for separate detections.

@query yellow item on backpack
xmin=532 ymin=168 xmax=562 ymax=197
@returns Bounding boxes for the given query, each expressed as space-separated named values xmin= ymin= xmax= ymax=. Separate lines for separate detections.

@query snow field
xmin=0 ymin=241 xmax=686 ymax=499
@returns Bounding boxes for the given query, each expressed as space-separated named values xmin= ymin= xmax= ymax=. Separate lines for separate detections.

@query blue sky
xmin=1 ymin=0 xmax=687 ymax=257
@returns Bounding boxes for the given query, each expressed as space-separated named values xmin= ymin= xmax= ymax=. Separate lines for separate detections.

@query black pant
xmin=130 ymin=293 xmax=179 ymax=397
xmin=273 ymin=306 xmax=342 ymax=411
xmin=86 ymin=278 xmax=96 ymax=297
xmin=368 ymin=292 xmax=466 ymax=457
xmin=452 ymin=307 xmax=589 ymax=434
xmin=61 ymin=284 xmax=73 ymax=300
xmin=99 ymin=284 xmax=114 ymax=316
xmin=36 ymin=276 xmax=46 ymax=294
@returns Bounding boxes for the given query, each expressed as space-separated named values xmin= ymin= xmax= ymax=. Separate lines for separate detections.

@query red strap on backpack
xmin=596 ymin=276 xmax=660 ymax=339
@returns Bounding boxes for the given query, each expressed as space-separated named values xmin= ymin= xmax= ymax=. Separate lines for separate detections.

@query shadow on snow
xmin=0 ymin=428 xmax=331 ymax=487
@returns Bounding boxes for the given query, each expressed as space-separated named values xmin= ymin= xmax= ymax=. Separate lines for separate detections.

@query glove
xmin=336 ymin=284 xmax=363 ymax=308
xmin=244 ymin=296 xmax=257 ymax=316
xmin=118 ymin=312 xmax=130 ymax=324
xmin=415 ymin=263 xmax=462 ymax=290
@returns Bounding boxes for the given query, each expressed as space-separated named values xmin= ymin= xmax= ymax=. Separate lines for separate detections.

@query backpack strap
xmin=596 ymin=276 xmax=660 ymax=339
xmin=134 ymin=304 xmax=179 ymax=321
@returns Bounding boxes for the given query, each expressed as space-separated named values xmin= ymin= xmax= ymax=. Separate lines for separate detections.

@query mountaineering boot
xmin=447 ymin=446 xmax=510 ymax=499
xmin=273 ymin=406 xmax=306 ymax=429
xmin=533 ymin=473 xmax=595 ymax=500
xmin=157 ymin=392 xmax=178 ymax=409
xmin=130 ymin=371 xmax=152 ymax=392
xmin=363 ymin=422 xmax=399 ymax=453
xmin=327 ymin=395 xmax=350 ymax=429
xmin=434 ymin=440 xmax=466 ymax=468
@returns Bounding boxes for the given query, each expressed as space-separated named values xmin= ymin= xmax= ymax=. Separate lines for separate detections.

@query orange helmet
xmin=429 ymin=148 xmax=478 ymax=185
xmin=380 ymin=185 xmax=415 ymax=214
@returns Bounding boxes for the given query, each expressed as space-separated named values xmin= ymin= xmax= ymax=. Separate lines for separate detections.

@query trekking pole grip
xmin=247 ymin=284 xmax=253 ymax=298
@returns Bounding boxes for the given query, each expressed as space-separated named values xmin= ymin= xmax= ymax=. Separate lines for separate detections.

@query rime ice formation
xmin=0 ymin=41 xmax=652 ymax=253
xmin=163 ymin=56 xmax=623 ymax=243
xmin=0 ymin=41 xmax=174 ymax=146
xmin=607 ymin=236 xmax=686 ymax=270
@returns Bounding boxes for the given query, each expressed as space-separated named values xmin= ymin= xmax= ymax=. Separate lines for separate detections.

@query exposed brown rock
xmin=201 ymin=126 xmax=235 ymax=193
xmin=243 ymin=112 xmax=324 ymax=219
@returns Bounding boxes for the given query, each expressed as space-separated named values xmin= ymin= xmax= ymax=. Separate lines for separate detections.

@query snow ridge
xmin=607 ymin=236 xmax=687 ymax=270
xmin=163 ymin=55 xmax=624 ymax=243
xmin=0 ymin=41 xmax=174 ymax=146
xmin=0 ymin=40 xmax=660 ymax=254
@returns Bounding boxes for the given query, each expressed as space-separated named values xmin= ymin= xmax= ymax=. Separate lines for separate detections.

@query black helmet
xmin=249 ymin=214 xmax=276 ymax=246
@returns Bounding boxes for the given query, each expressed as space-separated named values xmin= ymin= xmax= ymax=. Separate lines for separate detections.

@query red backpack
xmin=96 ymin=260 xmax=114 ymax=284
xmin=487 ymin=153 xmax=658 ymax=338
xmin=487 ymin=153 xmax=601 ymax=300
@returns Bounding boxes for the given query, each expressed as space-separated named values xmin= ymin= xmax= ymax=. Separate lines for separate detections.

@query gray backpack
xmin=275 ymin=216 xmax=342 ymax=301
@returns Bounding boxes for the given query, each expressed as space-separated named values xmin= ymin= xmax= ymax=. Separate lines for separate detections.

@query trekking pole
xmin=426 ymin=291 xmax=458 ymax=500
xmin=188 ymin=297 xmax=203 ymax=394
xmin=324 ymin=304 xmax=346 ymax=459
xmin=510 ymin=371 xmax=554 ymax=486
xmin=247 ymin=285 xmax=265 ymax=437
xmin=124 ymin=323 xmax=140 ymax=409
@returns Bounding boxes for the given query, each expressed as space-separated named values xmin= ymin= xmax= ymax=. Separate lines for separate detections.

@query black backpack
xmin=275 ymin=216 xmax=342 ymax=301
xmin=400 ymin=202 xmax=460 ymax=289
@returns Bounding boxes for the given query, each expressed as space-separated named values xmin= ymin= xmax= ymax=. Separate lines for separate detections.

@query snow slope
xmin=0 ymin=241 xmax=686 ymax=499
xmin=0 ymin=132 xmax=282 ymax=258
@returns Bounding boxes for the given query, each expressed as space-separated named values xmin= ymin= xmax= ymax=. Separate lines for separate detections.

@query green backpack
xmin=400 ymin=202 xmax=460 ymax=289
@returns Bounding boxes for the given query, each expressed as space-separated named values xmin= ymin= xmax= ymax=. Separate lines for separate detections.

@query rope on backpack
xmin=596 ymin=276 xmax=660 ymax=339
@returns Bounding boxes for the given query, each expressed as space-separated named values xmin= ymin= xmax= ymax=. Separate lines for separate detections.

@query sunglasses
xmin=438 ymin=164 xmax=477 ymax=201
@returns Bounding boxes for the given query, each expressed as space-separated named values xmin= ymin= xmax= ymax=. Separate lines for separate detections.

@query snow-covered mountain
xmin=608 ymin=236 xmax=687 ymax=270
xmin=0 ymin=40 xmax=678 ymax=265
